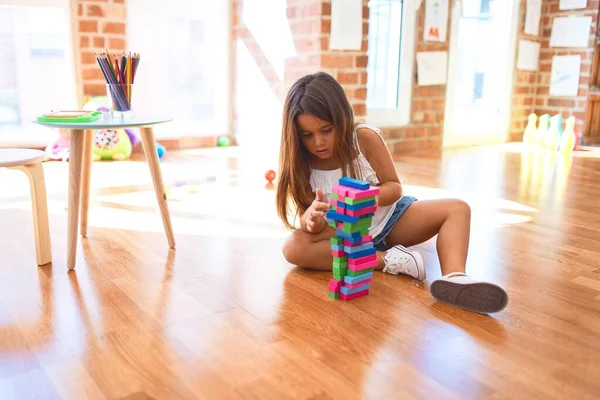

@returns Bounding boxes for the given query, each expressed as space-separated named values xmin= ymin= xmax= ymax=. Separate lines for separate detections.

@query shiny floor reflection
xmin=0 ymin=143 xmax=599 ymax=399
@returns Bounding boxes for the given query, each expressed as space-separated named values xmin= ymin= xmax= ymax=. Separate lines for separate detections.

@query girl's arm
xmin=356 ymin=128 xmax=403 ymax=207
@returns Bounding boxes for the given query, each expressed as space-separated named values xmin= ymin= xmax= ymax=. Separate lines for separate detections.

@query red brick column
xmin=74 ymin=0 xmax=127 ymax=98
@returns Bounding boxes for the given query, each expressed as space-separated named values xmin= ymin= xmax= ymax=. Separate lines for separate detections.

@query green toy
xmin=93 ymin=129 xmax=132 ymax=161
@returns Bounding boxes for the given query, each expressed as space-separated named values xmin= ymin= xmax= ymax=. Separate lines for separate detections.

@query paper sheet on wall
xmin=517 ymin=40 xmax=541 ymax=71
xmin=560 ymin=0 xmax=587 ymax=10
xmin=329 ymin=0 xmax=362 ymax=50
xmin=423 ymin=0 xmax=448 ymax=42
xmin=550 ymin=16 xmax=592 ymax=47
xmin=550 ymin=55 xmax=581 ymax=97
xmin=525 ymin=0 xmax=542 ymax=35
xmin=416 ymin=51 xmax=448 ymax=86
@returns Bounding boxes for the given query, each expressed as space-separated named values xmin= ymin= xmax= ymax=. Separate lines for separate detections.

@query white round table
xmin=33 ymin=112 xmax=175 ymax=269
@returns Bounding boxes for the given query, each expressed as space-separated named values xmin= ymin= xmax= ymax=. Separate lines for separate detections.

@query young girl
xmin=276 ymin=72 xmax=508 ymax=314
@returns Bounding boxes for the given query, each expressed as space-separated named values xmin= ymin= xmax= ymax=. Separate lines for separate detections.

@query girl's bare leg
xmin=385 ymin=199 xmax=470 ymax=276
xmin=282 ymin=226 xmax=387 ymax=270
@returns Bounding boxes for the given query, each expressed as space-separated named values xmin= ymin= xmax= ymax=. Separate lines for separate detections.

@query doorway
xmin=443 ymin=0 xmax=520 ymax=147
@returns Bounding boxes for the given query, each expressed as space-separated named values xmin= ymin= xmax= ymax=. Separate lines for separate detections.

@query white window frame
xmin=0 ymin=0 xmax=78 ymax=147
xmin=366 ymin=0 xmax=416 ymax=127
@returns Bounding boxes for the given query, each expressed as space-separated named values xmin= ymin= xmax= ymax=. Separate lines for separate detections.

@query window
xmin=127 ymin=0 xmax=231 ymax=139
xmin=0 ymin=0 xmax=77 ymax=145
xmin=366 ymin=0 xmax=416 ymax=127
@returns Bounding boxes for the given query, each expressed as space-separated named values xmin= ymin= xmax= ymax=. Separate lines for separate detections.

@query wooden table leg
xmin=80 ymin=130 xmax=93 ymax=237
xmin=10 ymin=163 xmax=52 ymax=266
xmin=139 ymin=127 xmax=175 ymax=248
xmin=67 ymin=130 xmax=85 ymax=269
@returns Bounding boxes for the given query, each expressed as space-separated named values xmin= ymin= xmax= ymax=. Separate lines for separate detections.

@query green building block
xmin=341 ymin=217 xmax=373 ymax=234
xmin=346 ymin=268 xmax=374 ymax=277
xmin=328 ymin=291 xmax=340 ymax=299
xmin=330 ymin=237 xmax=344 ymax=245
xmin=344 ymin=196 xmax=376 ymax=206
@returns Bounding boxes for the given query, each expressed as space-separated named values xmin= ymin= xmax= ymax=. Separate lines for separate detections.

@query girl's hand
xmin=306 ymin=188 xmax=330 ymax=233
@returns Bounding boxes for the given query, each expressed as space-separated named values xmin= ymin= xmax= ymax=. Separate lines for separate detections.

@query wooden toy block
xmin=344 ymin=242 xmax=374 ymax=254
xmin=330 ymin=243 xmax=344 ymax=252
xmin=328 ymin=291 xmax=340 ymax=299
xmin=345 ymin=196 xmax=375 ymax=206
xmin=328 ymin=220 xmax=336 ymax=228
xmin=348 ymin=259 xmax=378 ymax=271
xmin=332 ymin=265 xmax=347 ymax=275
xmin=332 ymin=185 xmax=348 ymax=197
xmin=344 ymin=271 xmax=373 ymax=284
xmin=345 ymin=200 xmax=376 ymax=211
xmin=340 ymin=289 xmax=369 ymax=301
xmin=348 ymin=253 xmax=377 ymax=266
xmin=339 ymin=176 xmax=370 ymax=190
xmin=345 ymin=278 xmax=373 ymax=289
xmin=346 ymin=186 xmax=380 ymax=200
xmin=333 ymin=260 xmax=348 ymax=269
xmin=333 ymin=271 xmax=345 ymax=281
xmin=333 ymin=255 xmax=348 ymax=262
xmin=341 ymin=218 xmax=373 ymax=234
xmin=336 ymin=202 xmax=346 ymax=212
xmin=329 ymin=278 xmax=344 ymax=288
xmin=330 ymin=237 xmax=344 ymax=245
xmin=346 ymin=207 xmax=377 ymax=218
xmin=347 ymin=267 xmax=374 ymax=277
xmin=331 ymin=193 xmax=339 ymax=200
xmin=331 ymin=250 xmax=346 ymax=257
xmin=326 ymin=210 xmax=360 ymax=224
xmin=344 ymin=235 xmax=373 ymax=246
xmin=340 ymin=282 xmax=370 ymax=295
xmin=346 ymin=247 xmax=376 ymax=259
xmin=335 ymin=228 xmax=364 ymax=242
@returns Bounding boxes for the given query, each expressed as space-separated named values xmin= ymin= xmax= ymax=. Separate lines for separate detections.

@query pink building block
xmin=337 ymin=222 xmax=344 ymax=229
xmin=345 ymin=186 xmax=380 ymax=199
xmin=346 ymin=206 xmax=377 ymax=217
xmin=329 ymin=279 xmax=344 ymax=291
xmin=345 ymin=278 xmax=373 ymax=289
xmin=340 ymin=289 xmax=369 ymax=301
xmin=331 ymin=250 xmax=346 ymax=257
xmin=348 ymin=254 xmax=377 ymax=266
xmin=348 ymin=259 xmax=378 ymax=271
xmin=332 ymin=185 xmax=348 ymax=197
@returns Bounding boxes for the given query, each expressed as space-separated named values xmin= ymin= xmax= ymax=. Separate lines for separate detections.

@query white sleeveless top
xmin=309 ymin=124 xmax=398 ymax=238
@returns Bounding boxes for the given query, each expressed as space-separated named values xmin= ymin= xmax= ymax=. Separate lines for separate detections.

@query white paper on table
xmin=416 ymin=51 xmax=448 ymax=86
xmin=525 ymin=0 xmax=542 ymax=36
xmin=550 ymin=55 xmax=581 ymax=97
xmin=559 ymin=0 xmax=587 ymax=10
xmin=329 ymin=0 xmax=362 ymax=50
xmin=517 ymin=40 xmax=541 ymax=71
xmin=550 ymin=16 xmax=592 ymax=47
xmin=423 ymin=0 xmax=448 ymax=42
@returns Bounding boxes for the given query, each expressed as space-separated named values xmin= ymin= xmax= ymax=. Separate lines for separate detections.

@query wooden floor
xmin=1 ymin=143 xmax=600 ymax=399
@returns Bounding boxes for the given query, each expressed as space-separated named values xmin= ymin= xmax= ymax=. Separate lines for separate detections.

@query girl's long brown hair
xmin=276 ymin=72 xmax=361 ymax=230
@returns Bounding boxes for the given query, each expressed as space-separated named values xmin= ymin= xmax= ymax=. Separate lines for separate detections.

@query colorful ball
xmin=217 ymin=136 xmax=231 ymax=147
xmin=265 ymin=169 xmax=276 ymax=183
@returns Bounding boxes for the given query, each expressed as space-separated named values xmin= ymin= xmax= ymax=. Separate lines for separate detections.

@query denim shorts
xmin=372 ymin=196 xmax=418 ymax=251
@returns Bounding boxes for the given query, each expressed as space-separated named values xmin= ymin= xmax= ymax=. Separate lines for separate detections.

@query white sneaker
xmin=382 ymin=245 xmax=425 ymax=281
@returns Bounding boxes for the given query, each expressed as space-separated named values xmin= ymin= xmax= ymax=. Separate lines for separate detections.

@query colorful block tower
xmin=326 ymin=177 xmax=379 ymax=301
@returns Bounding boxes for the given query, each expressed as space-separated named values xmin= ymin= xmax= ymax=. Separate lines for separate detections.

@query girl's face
xmin=297 ymin=113 xmax=335 ymax=160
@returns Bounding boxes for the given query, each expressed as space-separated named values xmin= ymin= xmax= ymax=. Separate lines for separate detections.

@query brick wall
xmin=534 ymin=0 xmax=598 ymax=137
xmin=508 ymin=0 xmax=539 ymax=142
xmin=510 ymin=0 xmax=599 ymax=142
xmin=379 ymin=4 xmax=450 ymax=154
xmin=232 ymin=0 xmax=369 ymax=143
xmin=74 ymin=0 xmax=127 ymax=100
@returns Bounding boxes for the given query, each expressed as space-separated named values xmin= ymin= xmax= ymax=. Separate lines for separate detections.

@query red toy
xmin=265 ymin=169 xmax=276 ymax=183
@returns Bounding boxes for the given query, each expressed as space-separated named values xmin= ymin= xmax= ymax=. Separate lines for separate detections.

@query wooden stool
xmin=0 ymin=149 xmax=51 ymax=265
